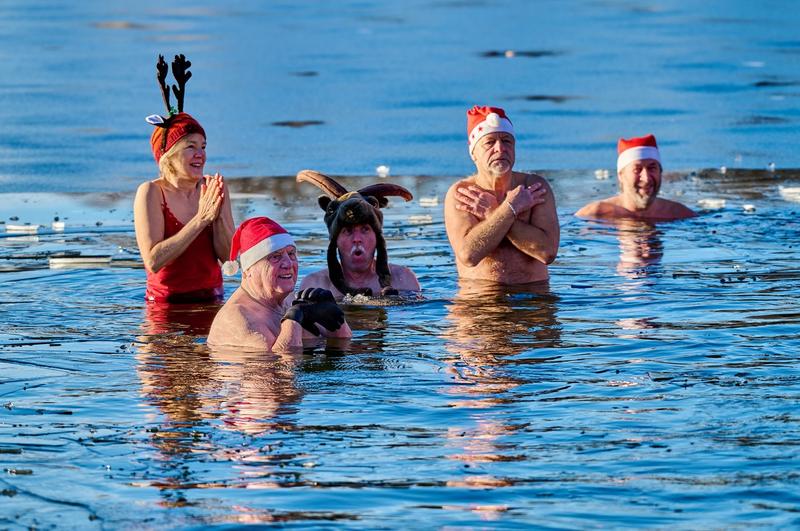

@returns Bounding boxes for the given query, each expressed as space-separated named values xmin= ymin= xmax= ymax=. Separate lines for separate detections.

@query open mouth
xmin=352 ymin=248 xmax=365 ymax=257
xmin=278 ymin=274 xmax=294 ymax=280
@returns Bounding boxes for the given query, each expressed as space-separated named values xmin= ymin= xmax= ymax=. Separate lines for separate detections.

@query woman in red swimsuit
xmin=133 ymin=55 xmax=234 ymax=303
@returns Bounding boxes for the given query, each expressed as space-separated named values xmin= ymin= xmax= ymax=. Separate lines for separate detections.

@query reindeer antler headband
xmin=145 ymin=54 xmax=206 ymax=163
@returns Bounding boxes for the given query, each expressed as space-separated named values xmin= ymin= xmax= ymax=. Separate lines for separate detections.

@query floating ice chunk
xmin=376 ymin=165 xmax=390 ymax=178
xmin=49 ymin=254 xmax=112 ymax=269
xmin=419 ymin=196 xmax=439 ymax=207
xmin=743 ymin=60 xmax=765 ymax=68
xmin=697 ymin=198 xmax=726 ymax=209
xmin=6 ymin=224 xmax=40 ymax=233
xmin=779 ymin=187 xmax=800 ymax=203
xmin=408 ymin=214 xmax=433 ymax=224
xmin=742 ymin=204 xmax=756 ymax=213
xmin=594 ymin=169 xmax=610 ymax=180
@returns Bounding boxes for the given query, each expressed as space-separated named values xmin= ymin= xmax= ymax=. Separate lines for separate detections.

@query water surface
xmin=2 ymin=170 xmax=800 ymax=527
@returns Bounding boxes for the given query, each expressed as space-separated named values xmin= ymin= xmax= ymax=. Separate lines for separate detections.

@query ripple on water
xmin=3 ymin=171 xmax=800 ymax=527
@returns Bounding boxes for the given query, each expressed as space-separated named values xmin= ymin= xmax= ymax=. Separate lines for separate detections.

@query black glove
xmin=380 ymin=286 xmax=399 ymax=297
xmin=282 ymin=288 xmax=345 ymax=336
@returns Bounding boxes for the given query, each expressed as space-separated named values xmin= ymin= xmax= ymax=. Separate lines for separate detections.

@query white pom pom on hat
xmin=221 ymin=260 xmax=239 ymax=276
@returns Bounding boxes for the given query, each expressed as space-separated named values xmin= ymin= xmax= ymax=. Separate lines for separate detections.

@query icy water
xmin=2 ymin=170 xmax=800 ymax=528
xmin=1 ymin=0 xmax=799 ymax=192
xmin=3 ymin=0 xmax=800 ymax=527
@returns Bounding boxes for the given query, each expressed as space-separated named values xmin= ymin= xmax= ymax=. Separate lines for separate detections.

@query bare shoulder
xmin=389 ymin=263 xmax=420 ymax=291
xmin=207 ymin=299 xmax=245 ymax=343
xmin=656 ymin=198 xmax=696 ymax=219
xmin=299 ymin=268 xmax=333 ymax=291
xmin=575 ymin=200 xmax=603 ymax=218
xmin=446 ymin=176 xmax=476 ymax=194
xmin=135 ymin=180 xmax=161 ymax=201
xmin=208 ymin=296 xmax=272 ymax=349
xmin=575 ymin=197 xmax=621 ymax=219
xmin=444 ymin=176 xmax=477 ymax=205
xmin=517 ymin=172 xmax=551 ymax=189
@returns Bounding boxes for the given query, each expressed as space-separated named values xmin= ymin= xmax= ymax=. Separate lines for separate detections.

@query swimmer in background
xmin=444 ymin=106 xmax=560 ymax=285
xmin=575 ymin=134 xmax=696 ymax=221
xmin=208 ymin=217 xmax=351 ymax=350
xmin=296 ymin=170 xmax=420 ymax=298
xmin=134 ymin=54 xmax=234 ymax=303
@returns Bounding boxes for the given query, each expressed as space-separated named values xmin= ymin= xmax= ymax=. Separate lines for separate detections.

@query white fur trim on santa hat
xmin=617 ymin=146 xmax=660 ymax=172
xmin=238 ymin=233 xmax=295 ymax=272
xmin=468 ymin=113 xmax=514 ymax=153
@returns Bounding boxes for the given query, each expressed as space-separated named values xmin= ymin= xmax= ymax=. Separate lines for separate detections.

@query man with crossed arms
xmin=444 ymin=106 xmax=560 ymax=284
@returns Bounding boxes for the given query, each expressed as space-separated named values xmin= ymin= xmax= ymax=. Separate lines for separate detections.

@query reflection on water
xmin=614 ymin=219 xmax=664 ymax=279
xmin=4 ymin=170 xmax=800 ymax=527
xmin=441 ymin=281 xmax=560 ymax=496
xmin=208 ymin=349 xmax=302 ymax=436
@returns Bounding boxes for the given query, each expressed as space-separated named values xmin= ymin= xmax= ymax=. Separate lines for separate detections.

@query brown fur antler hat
xmin=297 ymin=170 xmax=413 ymax=297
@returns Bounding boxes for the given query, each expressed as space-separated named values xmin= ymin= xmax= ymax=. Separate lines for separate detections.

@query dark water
xmin=3 ymin=170 xmax=800 ymax=527
xmin=1 ymin=0 xmax=799 ymax=192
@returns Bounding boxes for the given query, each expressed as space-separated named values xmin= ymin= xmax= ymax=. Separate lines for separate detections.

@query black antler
xmin=170 ymin=54 xmax=193 ymax=113
xmin=156 ymin=55 xmax=171 ymax=113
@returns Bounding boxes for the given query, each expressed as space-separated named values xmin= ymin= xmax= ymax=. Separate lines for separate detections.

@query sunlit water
xmin=2 ymin=170 xmax=800 ymax=527
xmin=1 ymin=0 xmax=799 ymax=192
xmin=3 ymin=0 xmax=800 ymax=526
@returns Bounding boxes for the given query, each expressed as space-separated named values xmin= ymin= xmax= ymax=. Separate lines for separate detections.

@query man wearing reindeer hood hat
xmin=296 ymin=170 xmax=420 ymax=298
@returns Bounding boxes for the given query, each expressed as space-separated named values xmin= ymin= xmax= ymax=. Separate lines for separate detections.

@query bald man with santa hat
xmin=576 ymin=134 xmax=695 ymax=221
xmin=208 ymin=217 xmax=351 ymax=350
xmin=444 ymin=106 xmax=560 ymax=285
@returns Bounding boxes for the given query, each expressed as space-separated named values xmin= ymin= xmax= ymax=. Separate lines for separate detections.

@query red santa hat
xmin=617 ymin=134 xmax=660 ymax=172
xmin=222 ymin=217 xmax=295 ymax=275
xmin=466 ymin=105 xmax=514 ymax=153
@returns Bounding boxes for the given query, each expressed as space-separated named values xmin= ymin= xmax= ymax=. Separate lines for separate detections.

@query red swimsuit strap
xmin=158 ymin=183 xmax=183 ymax=228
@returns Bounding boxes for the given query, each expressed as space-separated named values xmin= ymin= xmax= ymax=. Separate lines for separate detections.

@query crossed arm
xmin=444 ymin=176 xmax=559 ymax=266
